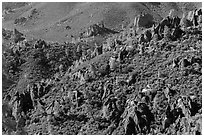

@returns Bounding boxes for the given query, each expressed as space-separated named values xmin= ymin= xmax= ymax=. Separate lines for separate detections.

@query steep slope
xmin=2 ymin=2 xmax=201 ymax=42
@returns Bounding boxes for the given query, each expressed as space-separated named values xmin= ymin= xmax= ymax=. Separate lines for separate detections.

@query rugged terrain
xmin=2 ymin=2 xmax=202 ymax=135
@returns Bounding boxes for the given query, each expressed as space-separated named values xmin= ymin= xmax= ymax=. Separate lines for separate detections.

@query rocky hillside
xmin=2 ymin=2 xmax=202 ymax=135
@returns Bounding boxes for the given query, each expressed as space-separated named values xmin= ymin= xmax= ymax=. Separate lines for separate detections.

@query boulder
xmin=137 ymin=13 xmax=154 ymax=28
xmin=13 ymin=28 xmax=25 ymax=43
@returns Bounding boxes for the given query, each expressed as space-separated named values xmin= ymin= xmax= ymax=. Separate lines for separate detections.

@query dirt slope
xmin=2 ymin=2 xmax=201 ymax=42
